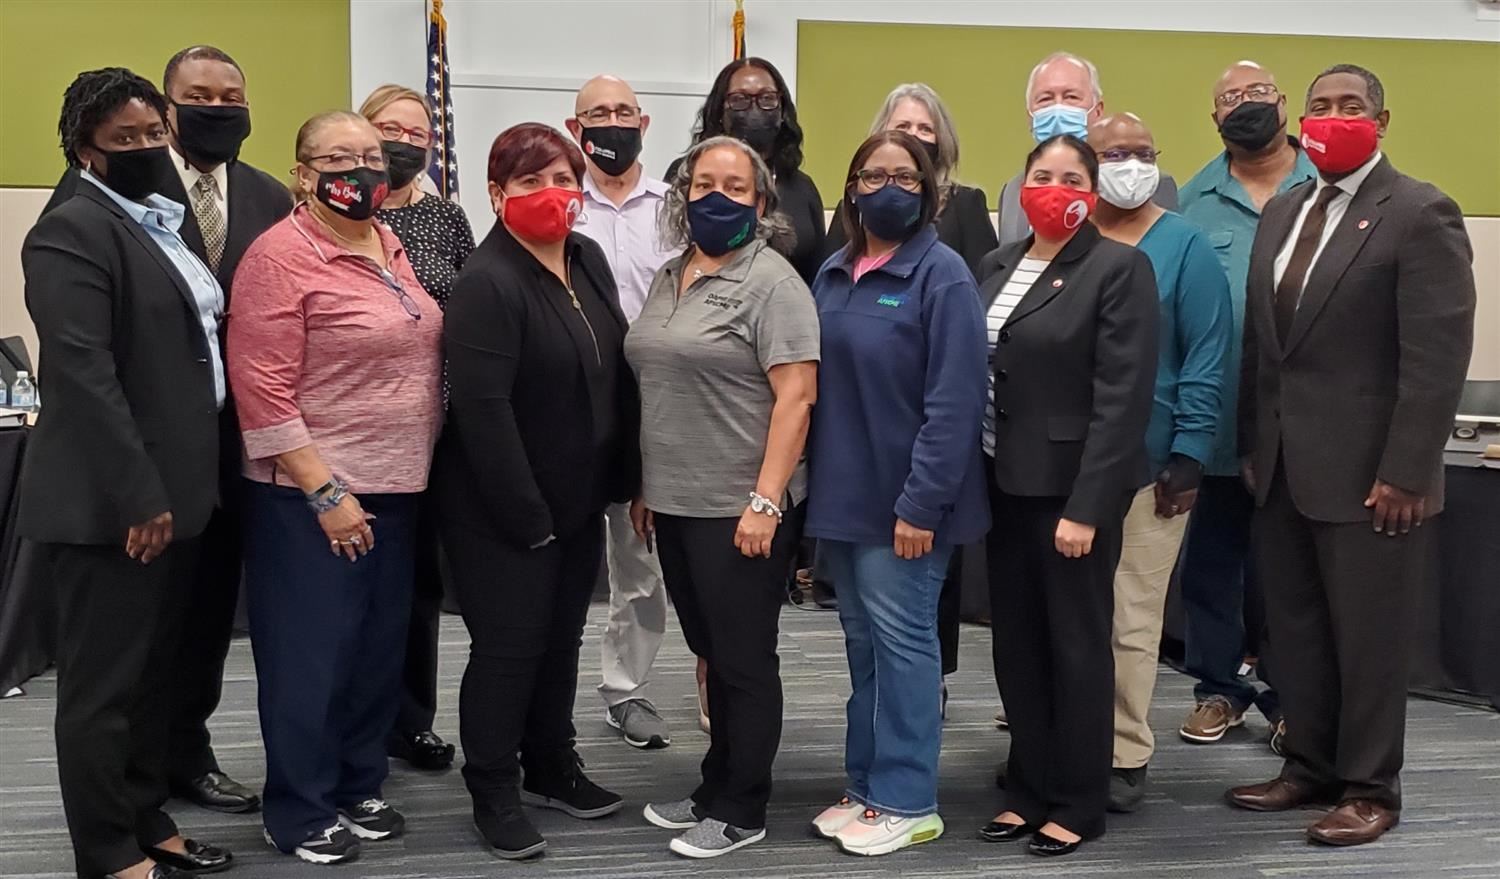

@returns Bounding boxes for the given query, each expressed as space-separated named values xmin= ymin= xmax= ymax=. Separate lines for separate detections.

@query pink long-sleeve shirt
xmin=227 ymin=203 xmax=443 ymax=494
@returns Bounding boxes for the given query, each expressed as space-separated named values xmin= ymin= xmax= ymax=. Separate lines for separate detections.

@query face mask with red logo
xmin=314 ymin=167 xmax=389 ymax=220
xmin=1299 ymin=115 xmax=1379 ymax=175
xmin=502 ymin=186 xmax=584 ymax=243
xmin=1020 ymin=184 xmax=1098 ymax=241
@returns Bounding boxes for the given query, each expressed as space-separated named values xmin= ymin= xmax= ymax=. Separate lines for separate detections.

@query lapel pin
xmin=1052 ymin=278 xmax=1064 ymax=288
xmin=1357 ymin=219 xmax=1370 ymax=230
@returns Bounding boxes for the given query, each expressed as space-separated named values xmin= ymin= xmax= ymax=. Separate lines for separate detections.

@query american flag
xmin=427 ymin=0 xmax=459 ymax=200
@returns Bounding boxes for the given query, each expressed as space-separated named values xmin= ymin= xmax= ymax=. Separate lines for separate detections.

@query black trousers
xmin=655 ymin=507 xmax=802 ymax=830
xmin=1254 ymin=468 xmax=1426 ymax=810
xmin=50 ymin=537 xmax=200 ymax=878
xmin=444 ymin=514 xmax=603 ymax=803
xmin=938 ymin=547 xmax=963 ymax=675
xmin=987 ymin=476 xmax=1123 ymax=839
xmin=392 ymin=498 xmax=444 ymax=739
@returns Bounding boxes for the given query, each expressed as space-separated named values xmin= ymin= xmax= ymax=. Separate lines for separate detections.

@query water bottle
xmin=10 ymin=371 xmax=37 ymax=413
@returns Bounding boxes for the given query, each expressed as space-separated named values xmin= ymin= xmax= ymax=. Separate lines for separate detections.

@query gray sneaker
xmin=643 ymin=798 xmax=703 ymax=830
xmin=668 ymin=818 xmax=765 ymax=859
xmin=606 ymin=699 xmax=671 ymax=749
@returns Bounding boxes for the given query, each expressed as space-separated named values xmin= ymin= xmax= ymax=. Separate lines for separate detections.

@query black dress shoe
xmin=108 ymin=864 xmax=188 ymax=879
xmin=144 ymin=838 xmax=234 ymax=874
xmin=388 ymin=730 xmax=456 ymax=770
xmin=171 ymin=771 xmax=260 ymax=814
xmin=1028 ymin=830 xmax=1083 ymax=857
xmin=977 ymin=820 xmax=1035 ymax=842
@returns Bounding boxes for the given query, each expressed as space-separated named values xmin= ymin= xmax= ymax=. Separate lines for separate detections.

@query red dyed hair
xmin=487 ymin=122 xmax=585 ymax=186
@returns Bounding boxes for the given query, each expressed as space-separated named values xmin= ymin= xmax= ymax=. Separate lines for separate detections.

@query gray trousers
xmin=598 ymin=501 xmax=669 ymax=707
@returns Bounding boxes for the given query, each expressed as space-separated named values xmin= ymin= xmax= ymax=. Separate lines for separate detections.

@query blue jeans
xmin=819 ymin=539 xmax=951 ymax=817
xmin=1180 ymin=476 xmax=1279 ymax=720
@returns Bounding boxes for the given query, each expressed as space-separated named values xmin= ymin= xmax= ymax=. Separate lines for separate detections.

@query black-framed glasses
xmin=853 ymin=168 xmax=924 ymax=191
xmin=576 ymin=104 xmax=641 ymax=125
xmin=378 ymin=268 xmax=422 ymax=321
xmin=725 ymin=91 xmax=781 ymax=112
xmin=307 ymin=151 xmax=387 ymax=172
xmin=1096 ymin=148 xmax=1161 ymax=164
xmin=1216 ymin=83 xmax=1280 ymax=109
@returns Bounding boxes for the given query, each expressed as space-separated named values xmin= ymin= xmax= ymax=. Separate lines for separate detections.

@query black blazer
xmin=825 ymin=182 xmax=998 ymax=278
xmin=18 ymin=184 xmax=221 ymax=545
xmin=1238 ymin=157 xmax=1475 ymax=522
xmin=435 ymin=222 xmax=641 ymax=548
xmin=978 ymin=223 xmax=1160 ymax=526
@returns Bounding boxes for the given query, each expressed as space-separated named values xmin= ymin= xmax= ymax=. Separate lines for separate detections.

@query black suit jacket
xmin=825 ymin=183 xmax=999 ymax=278
xmin=18 ymin=184 xmax=221 ymax=544
xmin=978 ymin=223 xmax=1160 ymax=526
xmin=435 ymin=223 xmax=641 ymax=548
xmin=1237 ymin=156 xmax=1475 ymax=522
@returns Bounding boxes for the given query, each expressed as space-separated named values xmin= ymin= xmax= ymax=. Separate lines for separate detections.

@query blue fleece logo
xmin=876 ymin=294 xmax=907 ymax=308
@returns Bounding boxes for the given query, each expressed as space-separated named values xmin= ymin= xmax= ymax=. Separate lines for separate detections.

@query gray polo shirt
xmin=625 ymin=239 xmax=820 ymax=518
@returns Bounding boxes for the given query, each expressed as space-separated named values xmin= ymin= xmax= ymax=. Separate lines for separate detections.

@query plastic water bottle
xmin=10 ymin=371 xmax=37 ymax=413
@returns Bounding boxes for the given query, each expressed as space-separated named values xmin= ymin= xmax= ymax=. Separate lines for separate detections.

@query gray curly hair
xmin=659 ymin=135 xmax=796 ymax=254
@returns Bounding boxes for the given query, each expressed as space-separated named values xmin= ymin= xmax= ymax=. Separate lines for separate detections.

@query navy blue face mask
xmin=687 ymin=190 xmax=759 ymax=256
xmin=855 ymin=184 xmax=923 ymax=241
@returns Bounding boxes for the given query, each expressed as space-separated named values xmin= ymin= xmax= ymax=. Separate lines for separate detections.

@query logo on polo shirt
xmin=704 ymin=292 xmax=745 ymax=310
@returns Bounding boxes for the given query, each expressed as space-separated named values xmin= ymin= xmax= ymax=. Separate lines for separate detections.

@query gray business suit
xmin=1238 ymin=155 xmax=1475 ymax=809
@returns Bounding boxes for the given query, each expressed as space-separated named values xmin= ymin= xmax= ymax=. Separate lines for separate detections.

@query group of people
xmin=15 ymin=40 xmax=1476 ymax=879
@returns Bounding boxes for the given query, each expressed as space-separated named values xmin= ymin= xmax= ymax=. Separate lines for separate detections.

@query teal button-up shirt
xmin=1179 ymin=141 xmax=1316 ymax=475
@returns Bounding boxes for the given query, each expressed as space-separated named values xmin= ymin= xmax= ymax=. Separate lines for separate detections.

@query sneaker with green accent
xmin=834 ymin=808 xmax=945 ymax=856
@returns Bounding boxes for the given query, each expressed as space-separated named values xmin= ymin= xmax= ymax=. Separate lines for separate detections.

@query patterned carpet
xmin=2 ymin=604 xmax=1498 ymax=878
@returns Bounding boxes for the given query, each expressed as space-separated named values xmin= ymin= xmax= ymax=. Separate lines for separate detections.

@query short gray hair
xmin=869 ymin=82 xmax=960 ymax=185
xmin=1025 ymin=52 xmax=1103 ymax=106
xmin=660 ymin=135 xmax=795 ymax=253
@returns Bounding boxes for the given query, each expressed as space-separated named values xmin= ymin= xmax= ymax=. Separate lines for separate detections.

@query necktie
xmin=191 ymin=174 xmax=226 ymax=273
xmin=1274 ymin=185 xmax=1342 ymax=345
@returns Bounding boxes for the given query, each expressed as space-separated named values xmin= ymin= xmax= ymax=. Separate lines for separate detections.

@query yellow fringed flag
xmin=732 ymin=0 xmax=746 ymax=60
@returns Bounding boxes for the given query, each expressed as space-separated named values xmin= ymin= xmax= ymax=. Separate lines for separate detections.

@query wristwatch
xmin=748 ymin=491 xmax=784 ymax=521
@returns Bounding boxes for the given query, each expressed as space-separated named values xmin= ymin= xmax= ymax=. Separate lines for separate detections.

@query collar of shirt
xmin=1196 ymin=139 xmax=1318 ymax=214
xmin=669 ymin=239 xmax=767 ymax=285
xmin=1315 ymin=150 xmax=1382 ymax=200
xmin=582 ymin=170 xmax=667 ymax=211
xmin=81 ymin=168 xmax=187 ymax=232
xmin=170 ymin=143 xmax=228 ymax=201
xmin=818 ymin=224 xmax=940 ymax=283
xmin=289 ymin=202 xmax=407 ymax=265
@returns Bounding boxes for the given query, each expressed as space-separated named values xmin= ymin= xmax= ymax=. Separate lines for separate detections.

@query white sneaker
xmin=811 ymin=796 xmax=862 ymax=839
xmin=834 ymin=808 xmax=945 ymax=856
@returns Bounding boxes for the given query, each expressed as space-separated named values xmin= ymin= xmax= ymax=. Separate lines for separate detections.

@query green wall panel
xmin=797 ymin=21 xmax=1500 ymax=215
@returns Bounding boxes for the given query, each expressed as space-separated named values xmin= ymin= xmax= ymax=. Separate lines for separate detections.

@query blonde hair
xmin=358 ymin=84 xmax=433 ymax=126
xmin=869 ymin=82 xmax=961 ymax=188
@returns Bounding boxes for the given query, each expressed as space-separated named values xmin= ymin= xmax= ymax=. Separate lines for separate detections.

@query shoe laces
xmin=355 ymin=798 xmax=388 ymax=814
xmin=314 ymin=824 xmax=343 ymax=843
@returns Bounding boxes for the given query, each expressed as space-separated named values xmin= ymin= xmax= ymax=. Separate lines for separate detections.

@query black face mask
xmin=314 ymin=166 xmax=389 ymax=220
xmin=919 ymin=138 xmax=940 ymax=166
xmin=173 ymin=104 xmax=251 ymax=166
xmin=1218 ymin=100 xmax=1283 ymax=152
xmin=94 ymin=145 xmax=174 ymax=200
xmin=381 ymin=140 xmax=428 ymax=190
xmin=579 ymin=125 xmax=643 ymax=177
xmin=725 ymin=107 xmax=781 ymax=156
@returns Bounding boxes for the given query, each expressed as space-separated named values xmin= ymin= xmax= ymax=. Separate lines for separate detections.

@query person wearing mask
xmin=229 ymin=111 xmax=443 ymax=866
xmin=42 ymin=45 xmax=291 ymax=815
xmin=21 ymin=66 xmax=235 ymax=879
xmin=806 ymin=130 xmax=989 ymax=856
xmin=675 ymin=57 xmax=825 ymax=285
xmin=631 ymin=136 xmax=819 ymax=859
xmin=975 ymin=134 xmax=1158 ymax=857
xmin=360 ymin=83 xmax=475 ymax=774
xmin=996 ymin=52 xmax=1176 ymax=247
xmin=565 ymin=74 xmax=681 ymax=751
xmin=1176 ymin=61 xmax=1316 ymax=754
xmin=435 ymin=123 xmax=636 ymax=860
xmin=1087 ymin=114 xmax=1232 ymax=813
xmin=1228 ymin=64 xmax=1474 ymax=847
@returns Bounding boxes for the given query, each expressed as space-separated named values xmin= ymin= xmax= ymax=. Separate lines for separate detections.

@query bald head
xmin=575 ymin=74 xmax=639 ymax=115
xmin=1088 ymin=112 xmax=1154 ymax=153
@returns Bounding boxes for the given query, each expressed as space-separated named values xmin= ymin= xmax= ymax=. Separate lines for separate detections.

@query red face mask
xmin=1299 ymin=115 xmax=1379 ymax=175
xmin=501 ymin=186 xmax=583 ymax=243
xmin=1020 ymin=185 xmax=1098 ymax=240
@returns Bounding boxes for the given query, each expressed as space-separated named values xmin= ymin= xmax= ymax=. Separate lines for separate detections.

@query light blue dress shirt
xmin=83 ymin=169 xmax=226 ymax=408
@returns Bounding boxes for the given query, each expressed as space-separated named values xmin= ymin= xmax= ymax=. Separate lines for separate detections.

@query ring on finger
xmin=350 ymin=535 xmax=362 ymax=545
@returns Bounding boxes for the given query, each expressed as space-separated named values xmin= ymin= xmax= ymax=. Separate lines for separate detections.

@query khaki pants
xmin=1112 ymin=485 xmax=1190 ymax=769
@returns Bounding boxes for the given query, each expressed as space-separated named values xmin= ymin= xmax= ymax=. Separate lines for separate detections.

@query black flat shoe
xmin=1028 ymin=830 xmax=1082 ymax=857
xmin=170 ymin=771 xmax=260 ymax=814
xmin=144 ymin=838 xmax=234 ymax=874
xmin=977 ymin=820 xmax=1035 ymax=842
xmin=389 ymin=730 xmax=456 ymax=770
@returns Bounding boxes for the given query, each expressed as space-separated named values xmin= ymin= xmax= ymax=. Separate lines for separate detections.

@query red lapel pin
xmin=1357 ymin=219 xmax=1370 ymax=230
xmin=1052 ymin=278 xmax=1064 ymax=288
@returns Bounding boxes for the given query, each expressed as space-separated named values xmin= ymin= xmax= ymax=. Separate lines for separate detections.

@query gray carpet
xmin=2 ymin=604 xmax=1498 ymax=878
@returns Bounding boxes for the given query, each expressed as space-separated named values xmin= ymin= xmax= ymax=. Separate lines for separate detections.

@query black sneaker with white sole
xmin=521 ymin=754 xmax=623 ymax=819
xmin=474 ymin=801 xmax=547 ymax=860
xmin=267 ymin=824 xmax=361 ymax=865
xmin=338 ymin=798 xmax=406 ymax=840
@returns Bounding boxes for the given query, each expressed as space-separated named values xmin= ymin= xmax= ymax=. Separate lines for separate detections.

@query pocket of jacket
xmin=1047 ymin=415 xmax=1090 ymax=442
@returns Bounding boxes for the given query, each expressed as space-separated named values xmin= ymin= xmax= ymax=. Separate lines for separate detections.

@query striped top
xmin=982 ymin=257 xmax=1049 ymax=457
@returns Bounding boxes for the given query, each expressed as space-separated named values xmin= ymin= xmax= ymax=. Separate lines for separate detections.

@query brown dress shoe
xmin=1225 ymin=778 xmax=1322 ymax=812
xmin=1307 ymin=800 xmax=1399 ymax=846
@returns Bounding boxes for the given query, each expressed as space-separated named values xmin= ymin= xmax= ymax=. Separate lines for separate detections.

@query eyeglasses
xmin=378 ymin=268 xmax=422 ymax=321
xmin=725 ymin=91 xmax=781 ymax=112
xmin=1216 ymin=83 xmax=1280 ymax=109
xmin=1096 ymin=148 xmax=1161 ymax=164
xmin=853 ymin=168 xmax=924 ymax=191
xmin=375 ymin=122 xmax=432 ymax=147
xmin=307 ymin=152 xmax=388 ymax=172
xmin=576 ymin=105 xmax=641 ymax=125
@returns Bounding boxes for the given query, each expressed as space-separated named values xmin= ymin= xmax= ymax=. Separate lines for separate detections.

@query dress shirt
xmin=1273 ymin=150 xmax=1382 ymax=296
xmin=170 ymin=144 xmax=228 ymax=217
xmin=575 ymin=170 xmax=676 ymax=322
xmin=82 ymin=169 xmax=226 ymax=407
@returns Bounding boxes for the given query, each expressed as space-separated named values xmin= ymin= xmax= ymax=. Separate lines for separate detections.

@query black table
xmin=0 ymin=426 xmax=52 ymax=695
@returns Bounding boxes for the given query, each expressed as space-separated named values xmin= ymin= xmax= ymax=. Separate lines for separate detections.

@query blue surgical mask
xmin=854 ymin=184 xmax=923 ymax=242
xmin=1030 ymin=103 xmax=1091 ymax=142
xmin=687 ymin=190 xmax=759 ymax=256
